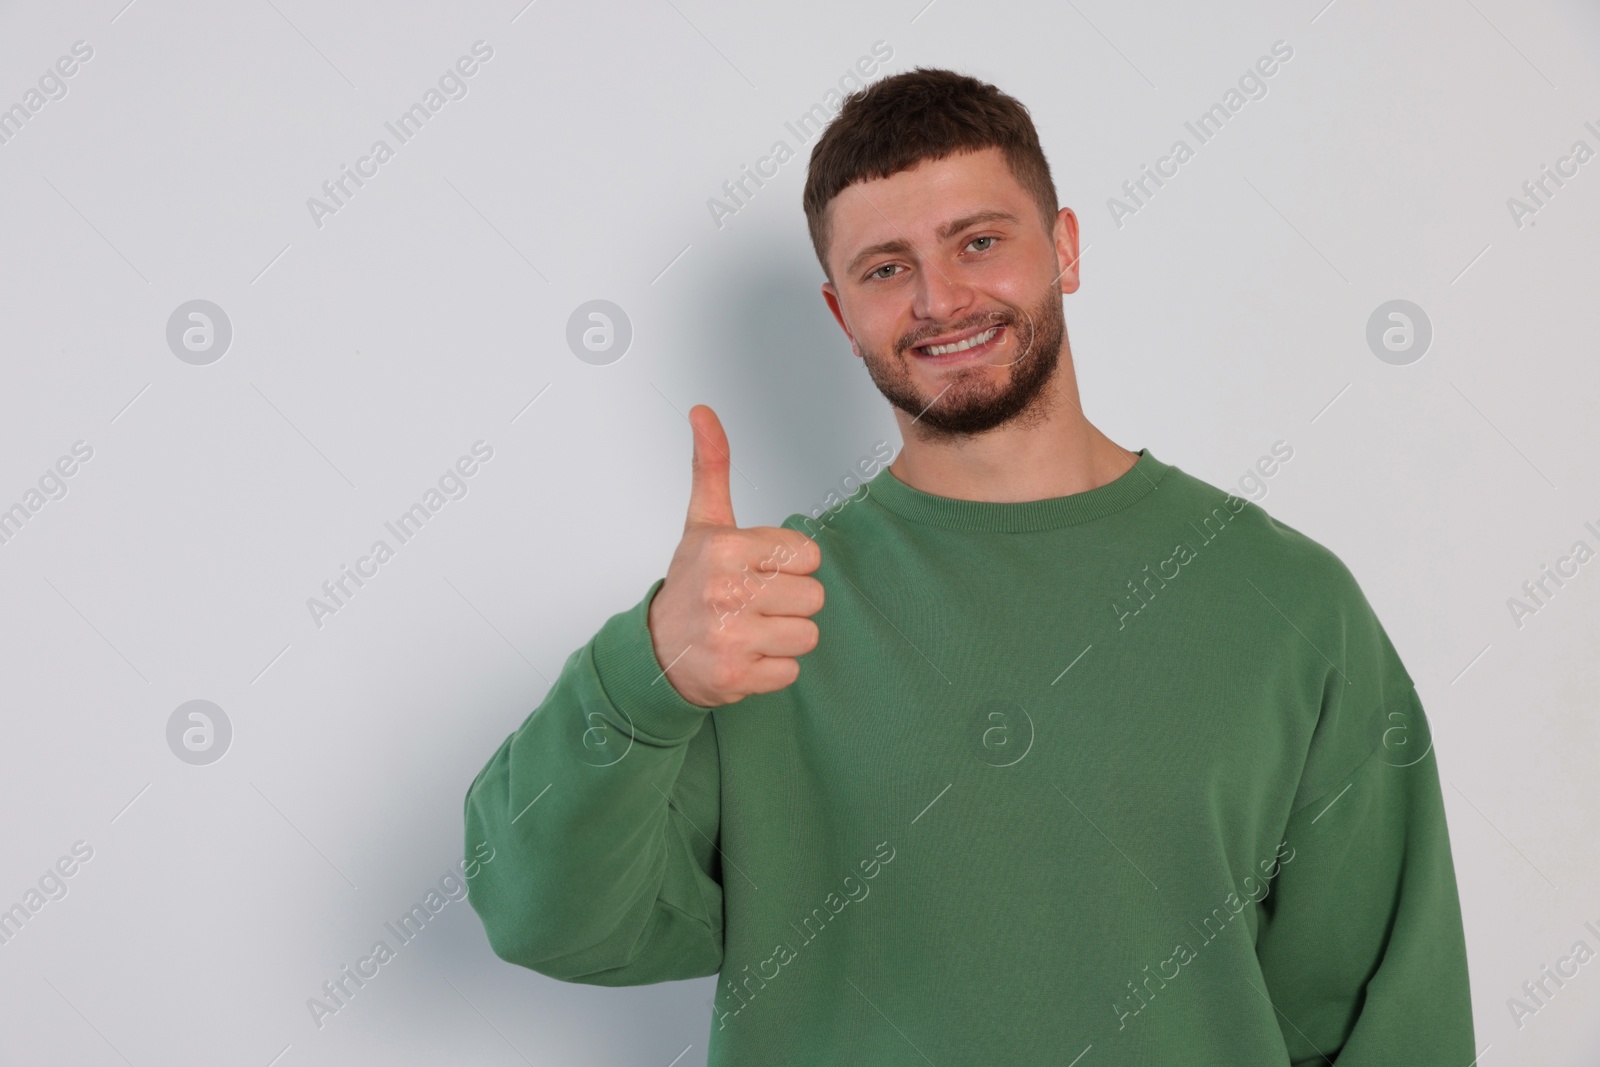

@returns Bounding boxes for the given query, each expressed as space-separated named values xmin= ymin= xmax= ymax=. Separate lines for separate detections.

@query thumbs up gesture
xmin=646 ymin=405 xmax=825 ymax=708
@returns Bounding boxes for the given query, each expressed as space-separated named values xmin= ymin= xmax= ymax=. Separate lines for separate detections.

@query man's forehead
xmin=838 ymin=148 xmax=1013 ymax=217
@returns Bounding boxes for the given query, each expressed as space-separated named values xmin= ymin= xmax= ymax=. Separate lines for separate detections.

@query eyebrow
xmin=843 ymin=210 xmax=1021 ymax=277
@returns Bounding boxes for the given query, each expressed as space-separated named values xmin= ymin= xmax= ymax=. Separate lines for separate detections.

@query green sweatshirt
xmin=463 ymin=447 xmax=1475 ymax=1065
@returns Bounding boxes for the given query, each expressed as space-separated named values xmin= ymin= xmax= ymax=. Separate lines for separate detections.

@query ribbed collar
xmin=863 ymin=448 xmax=1170 ymax=533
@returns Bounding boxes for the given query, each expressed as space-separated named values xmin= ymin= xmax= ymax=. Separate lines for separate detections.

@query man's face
xmin=820 ymin=146 xmax=1081 ymax=439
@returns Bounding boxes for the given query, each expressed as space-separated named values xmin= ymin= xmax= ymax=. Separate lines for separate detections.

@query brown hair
xmin=802 ymin=67 xmax=1059 ymax=282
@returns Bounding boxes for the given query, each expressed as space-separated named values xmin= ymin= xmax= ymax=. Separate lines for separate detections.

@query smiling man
xmin=464 ymin=68 xmax=1475 ymax=1065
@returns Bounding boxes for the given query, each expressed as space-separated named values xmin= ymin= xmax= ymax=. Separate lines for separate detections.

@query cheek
xmin=1024 ymin=241 xmax=1062 ymax=289
xmin=852 ymin=306 xmax=910 ymax=355
xmin=1002 ymin=259 xmax=1054 ymax=306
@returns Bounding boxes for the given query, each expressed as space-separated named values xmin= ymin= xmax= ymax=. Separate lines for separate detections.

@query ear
xmin=1052 ymin=206 xmax=1082 ymax=296
xmin=821 ymin=281 xmax=863 ymax=359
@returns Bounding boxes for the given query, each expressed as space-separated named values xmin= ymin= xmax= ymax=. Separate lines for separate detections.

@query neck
xmin=887 ymin=348 xmax=1138 ymax=503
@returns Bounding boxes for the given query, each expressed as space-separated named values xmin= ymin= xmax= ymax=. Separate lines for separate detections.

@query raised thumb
xmin=685 ymin=404 xmax=736 ymax=528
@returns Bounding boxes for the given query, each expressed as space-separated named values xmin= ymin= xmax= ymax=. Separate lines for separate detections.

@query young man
xmin=464 ymin=68 xmax=1475 ymax=1064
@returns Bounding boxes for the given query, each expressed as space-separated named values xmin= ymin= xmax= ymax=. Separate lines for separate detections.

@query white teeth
xmin=923 ymin=326 xmax=998 ymax=356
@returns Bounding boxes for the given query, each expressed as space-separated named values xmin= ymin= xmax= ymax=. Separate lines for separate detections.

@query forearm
xmin=463 ymin=579 xmax=724 ymax=982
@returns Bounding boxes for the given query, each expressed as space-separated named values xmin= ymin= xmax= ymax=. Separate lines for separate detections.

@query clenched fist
xmin=646 ymin=405 xmax=825 ymax=708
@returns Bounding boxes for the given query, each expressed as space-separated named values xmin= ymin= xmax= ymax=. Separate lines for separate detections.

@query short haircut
xmin=802 ymin=67 xmax=1060 ymax=282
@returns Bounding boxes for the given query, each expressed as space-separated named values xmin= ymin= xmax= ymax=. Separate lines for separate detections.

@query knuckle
xmin=708 ymin=532 xmax=750 ymax=570
xmin=700 ymin=624 xmax=737 ymax=657
xmin=706 ymin=660 xmax=742 ymax=694
xmin=699 ymin=580 xmax=729 ymax=614
xmin=762 ymin=531 xmax=811 ymax=572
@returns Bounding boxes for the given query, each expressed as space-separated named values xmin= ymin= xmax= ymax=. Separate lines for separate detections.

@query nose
xmin=910 ymin=258 xmax=975 ymax=328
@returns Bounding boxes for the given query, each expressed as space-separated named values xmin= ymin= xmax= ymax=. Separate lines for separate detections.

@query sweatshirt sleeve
xmin=463 ymin=577 xmax=725 ymax=986
xmin=1253 ymin=680 xmax=1476 ymax=1065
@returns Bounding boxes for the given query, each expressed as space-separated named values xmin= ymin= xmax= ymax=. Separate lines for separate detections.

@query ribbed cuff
xmin=590 ymin=578 xmax=713 ymax=744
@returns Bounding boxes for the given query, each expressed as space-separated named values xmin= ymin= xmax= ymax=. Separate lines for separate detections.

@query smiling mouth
xmin=911 ymin=324 xmax=1007 ymax=362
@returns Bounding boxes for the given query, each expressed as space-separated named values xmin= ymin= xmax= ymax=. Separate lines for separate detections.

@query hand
xmin=646 ymin=405 xmax=824 ymax=707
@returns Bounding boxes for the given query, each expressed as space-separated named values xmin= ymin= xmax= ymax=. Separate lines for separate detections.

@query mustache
xmin=899 ymin=309 xmax=1015 ymax=354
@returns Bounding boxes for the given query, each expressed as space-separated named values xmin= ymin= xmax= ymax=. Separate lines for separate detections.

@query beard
xmin=856 ymin=283 xmax=1066 ymax=440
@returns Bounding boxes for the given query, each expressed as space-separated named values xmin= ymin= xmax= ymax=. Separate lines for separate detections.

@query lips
xmin=910 ymin=323 xmax=1007 ymax=363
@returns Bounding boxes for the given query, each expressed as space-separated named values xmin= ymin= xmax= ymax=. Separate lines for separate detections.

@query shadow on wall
xmin=692 ymin=236 xmax=899 ymax=529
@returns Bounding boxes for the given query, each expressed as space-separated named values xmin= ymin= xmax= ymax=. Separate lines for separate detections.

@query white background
xmin=1 ymin=0 xmax=1597 ymax=1063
